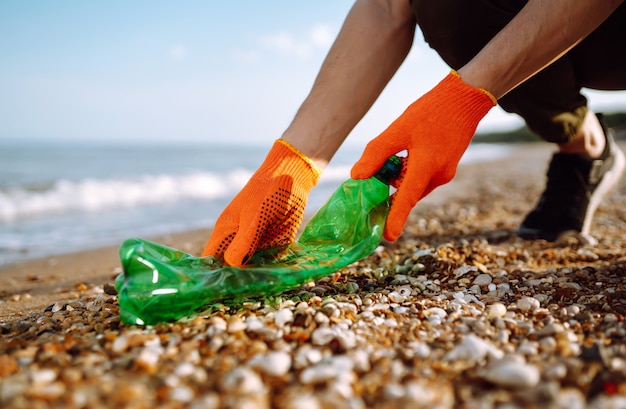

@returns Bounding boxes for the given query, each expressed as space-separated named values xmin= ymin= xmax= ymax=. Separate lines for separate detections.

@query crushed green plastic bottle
xmin=115 ymin=156 xmax=401 ymax=325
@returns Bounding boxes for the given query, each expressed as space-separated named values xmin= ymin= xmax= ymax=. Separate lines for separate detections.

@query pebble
xmin=473 ymin=274 xmax=493 ymax=286
xmin=222 ymin=367 xmax=266 ymax=395
xmin=517 ymin=296 xmax=541 ymax=312
xmin=227 ymin=317 xmax=246 ymax=333
xmin=274 ymin=308 xmax=294 ymax=328
xmin=480 ymin=356 xmax=540 ymax=388
xmin=445 ymin=334 xmax=504 ymax=362
xmin=249 ymin=351 xmax=292 ymax=377
xmin=300 ymin=356 xmax=354 ymax=385
xmin=293 ymin=346 xmax=323 ymax=369
xmin=30 ymin=369 xmax=57 ymax=385
xmin=487 ymin=302 xmax=507 ymax=318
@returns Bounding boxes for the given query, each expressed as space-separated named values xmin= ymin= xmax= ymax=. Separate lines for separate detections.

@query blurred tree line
xmin=473 ymin=111 xmax=626 ymax=143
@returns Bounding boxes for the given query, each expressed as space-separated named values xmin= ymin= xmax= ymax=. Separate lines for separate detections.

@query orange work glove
xmin=351 ymin=71 xmax=496 ymax=241
xmin=202 ymin=139 xmax=321 ymax=266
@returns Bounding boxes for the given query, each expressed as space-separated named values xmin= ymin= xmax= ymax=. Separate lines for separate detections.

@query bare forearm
xmin=459 ymin=0 xmax=623 ymax=99
xmin=282 ymin=0 xmax=416 ymax=168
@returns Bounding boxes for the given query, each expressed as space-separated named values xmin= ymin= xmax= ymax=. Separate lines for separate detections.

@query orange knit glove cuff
xmin=202 ymin=139 xmax=320 ymax=266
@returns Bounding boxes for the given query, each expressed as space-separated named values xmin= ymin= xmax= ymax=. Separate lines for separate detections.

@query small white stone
xmin=536 ymin=323 xmax=564 ymax=336
xmin=311 ymin=327 xmax=335 ymax=346
xmin=30 ymin=369 xmax=57 ymax=386
xmin=517 ymin=296 xmax=541 ymax=312
xmin=401 ymin=341 xmax=432 ymax=360
xmin=383 ymin=383 xmax=406 ymax=400
xmin=245 ymin=315 xmax=264 ymax=331
xmin=209 ymin=316 xmax=227 ymax=332
xmin=222 ymin=367 xmax=265 ymax=395
xmin=539 ymin=336 xmax=557 ymax=353
xmin=371 ymin=303 xmax=391 ymax=312
xmin=496 ymin=330 xmax=510 ymax=344
xmin=111 ymin=334 xmax=130 ymax=354
xmin=426 ymin=307 xmax=447 ymax=319
xmin=135 ymin=338 xmax=163 ymax=372
xmin=274 ymin=309 xmax=294 ymax=328
xmin=227 ymin=317 xmax=246 ymax=333
xmin=487 ymin=303 xmax=507 ymax=318
xmin=293 ymin=346 xmax=323 ymax=369
xmin=394 ymin=306 xmax=409 ymax=314
xmin=174 ymin=362 xmax=196 ymax=377
xmin=544 ymin=363 xmax=567 ymax=380
xmin=473 ymin=274 xmax=493 ymax=286
xmin=388 ymin=291 xmax=406 ymax=303
xmin=299 ymin=356 xmax=354 ymax=385
xmin=445 ymin=334 xmax=504 ymax=362
xmin=428 ymin=315 xmax=442 ymax=326
xmin=566 ymin=305 xmax=581 ymax=316
xmin=300 ymin=362 xmax=339 ymax=384
xmin=314 ymin=311 xmax=329 ymax=325
xmin=454 ymin=265 xmax=478 ymax=278
xmin=469 ymin=285 xmax=482 ymax=294
xmin=170 ymin=386 xmax=195 ymax=403
xmin=481 ymin=358 xmax=540 ymax=388
xmin=335 ymin=330 xmax=357 ymax=351
xmin=249 ymin=351 xmax=292 ymax=377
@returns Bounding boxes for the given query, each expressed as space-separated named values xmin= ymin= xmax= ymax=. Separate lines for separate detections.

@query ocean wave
xmin=0 ymin=171 xmax=254 ymax=221
xmin=0 ymin=165 xmax=353 ymax=222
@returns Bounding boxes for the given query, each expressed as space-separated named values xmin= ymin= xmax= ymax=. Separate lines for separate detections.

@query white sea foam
xmin=0 ymin=166 xmax=355 ymax=222
xmin=0 ymin=170 xmax=254 ymax=221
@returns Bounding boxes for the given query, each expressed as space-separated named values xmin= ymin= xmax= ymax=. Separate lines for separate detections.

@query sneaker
xmin=517 ymin=115 xmax=625 ymax=242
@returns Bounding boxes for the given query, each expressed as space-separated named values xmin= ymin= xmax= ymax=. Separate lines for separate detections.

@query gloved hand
xmin=351 ymin=71 xmax=496 ymax=241
xmin=202 ymin=139 xmax=321 ymax=266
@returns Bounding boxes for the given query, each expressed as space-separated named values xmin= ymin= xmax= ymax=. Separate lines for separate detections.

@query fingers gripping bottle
xmin=115 ymin=156 xmax=401 ymax=325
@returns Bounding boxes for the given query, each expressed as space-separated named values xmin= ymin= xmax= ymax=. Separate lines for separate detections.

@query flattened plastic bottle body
xmin=115 ymin=156 xmax=400 ymax=325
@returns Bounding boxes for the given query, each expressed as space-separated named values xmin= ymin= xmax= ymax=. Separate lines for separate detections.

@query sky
xmin=1 ymin=1 xmax=625 ymax=147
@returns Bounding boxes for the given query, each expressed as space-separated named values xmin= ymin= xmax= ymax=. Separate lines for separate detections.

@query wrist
xmin=456 ymin=67 xmax=504 ymax=101
xmin=279 ymin=133 xmax=333 ymax=170
xmin=449 ymin=70 xmax=497 ymax=106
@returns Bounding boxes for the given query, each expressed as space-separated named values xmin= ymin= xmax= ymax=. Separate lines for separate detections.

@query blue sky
xmin=1 ymin=1 xmax=625 ymax=146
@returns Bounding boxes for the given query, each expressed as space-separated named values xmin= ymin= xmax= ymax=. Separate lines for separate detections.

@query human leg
xmin=412 ymin=0 xmax=626 ymax=241
xmin=517 ymin=114 xmax=625 ymax=242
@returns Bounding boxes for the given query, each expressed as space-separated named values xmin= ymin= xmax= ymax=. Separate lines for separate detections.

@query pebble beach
xmin=2 ymin=142 xmax=626 ymax=408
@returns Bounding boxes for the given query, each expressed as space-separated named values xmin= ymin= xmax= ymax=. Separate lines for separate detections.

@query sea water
xmin=0 ymin=139 xmax=512 ymax=266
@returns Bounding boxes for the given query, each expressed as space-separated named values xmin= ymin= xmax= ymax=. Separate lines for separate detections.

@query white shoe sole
xmin=581 ymin=141 xmax=626 ymax=238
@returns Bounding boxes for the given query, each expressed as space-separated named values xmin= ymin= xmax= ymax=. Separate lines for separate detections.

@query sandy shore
xmin=2 ymin=142 xmax=626 ymax=408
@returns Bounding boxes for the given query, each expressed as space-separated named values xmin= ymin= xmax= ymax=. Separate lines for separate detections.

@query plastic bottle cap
xmin=374 ymin=155 xmax=402 ymax=184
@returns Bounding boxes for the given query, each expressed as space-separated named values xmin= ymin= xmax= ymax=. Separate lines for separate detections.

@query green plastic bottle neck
xmin=373 ymin=156 xmax=402 ymax=185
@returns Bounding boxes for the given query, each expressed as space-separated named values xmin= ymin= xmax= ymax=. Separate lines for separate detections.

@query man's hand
xmin=351 ymin=71 xmax=496 ymax=241
xmin=203 ymin=139 xmax=320 ymax=266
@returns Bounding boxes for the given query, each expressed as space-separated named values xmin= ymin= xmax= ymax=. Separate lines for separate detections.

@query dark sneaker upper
xmin=517 ymin=117 xmax=625 ymax=242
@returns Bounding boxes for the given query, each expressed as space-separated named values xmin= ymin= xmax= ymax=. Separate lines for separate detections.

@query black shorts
xmin=411 ymin=0 xmax=626 ymax=142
